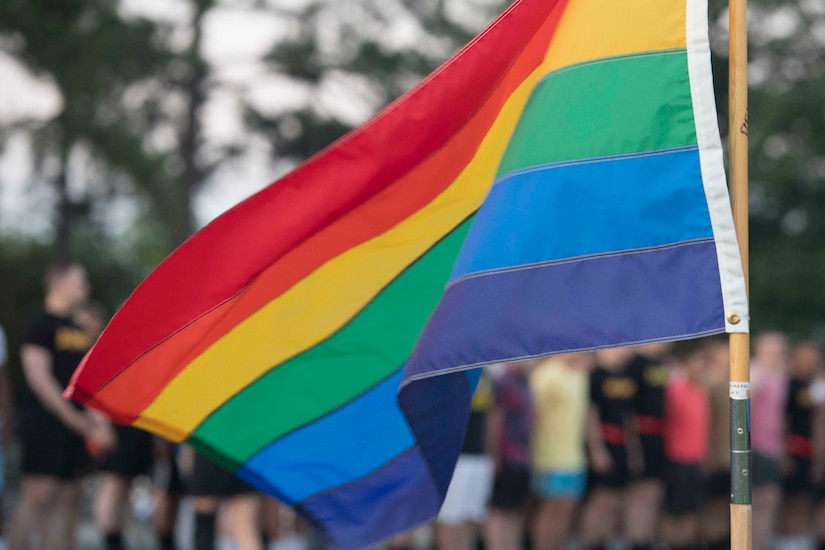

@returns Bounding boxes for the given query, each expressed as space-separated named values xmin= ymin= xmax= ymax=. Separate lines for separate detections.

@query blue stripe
xmin=406 ymin=240 xmax=725 ymax=380
xmin=450 ymin=148 xmax=713 ymax=281
xmin=299 ymin=446 xmax=441 ymax=550
xmin=238 ymin=370 xmax=415 ymax=503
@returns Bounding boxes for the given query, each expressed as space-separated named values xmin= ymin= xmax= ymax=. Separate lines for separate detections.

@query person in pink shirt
xmin=661 ymin=341 xmax=710 ymax=550
xmin=750 ymin=332 xmax=790 ymax=550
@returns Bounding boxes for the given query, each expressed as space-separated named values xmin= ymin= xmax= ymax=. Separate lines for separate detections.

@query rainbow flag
xmin=67 ymin=0 xmax=748 ymax=547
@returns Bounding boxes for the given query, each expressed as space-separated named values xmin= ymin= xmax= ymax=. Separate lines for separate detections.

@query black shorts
xmin=589 ymin=444 xmax=629 ymax=490
xmin=187 ymin=452 xmax=254 ymax=497
xmin=815 ymin=480 xmax=825 ymax=504
xmin=783 ymin=455 xmax=812 ymax=494
xmin=752 ymin=453 xmax=781 ymax=488
xmin=707 ymin=469 xmax=730 ymax=498
xmin=20 ymin=406 xmax=92 ymax=480
xmin=639 ymin=434 xmax=666 ymax=479
xmin=100 ymin=425 xmax=153 ymax=478
xmin=664 ymin=461 xmax=705 ymax=515
xmin=490 ymin=464 xmax=531 ymax=510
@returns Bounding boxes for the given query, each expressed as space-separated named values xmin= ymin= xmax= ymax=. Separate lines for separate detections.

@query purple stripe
xmin=405 ymin=240 xmax=725 ymax=380
xmin=299 ymin=446 xmax=441 ymax=550
xmin=398 ymin=369 xmax=474 ymax=495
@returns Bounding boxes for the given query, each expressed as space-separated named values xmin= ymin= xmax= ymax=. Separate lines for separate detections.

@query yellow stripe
xmin=543 ymin=0 xmax=686 ymax=73
xmin=135 ymin=0 xmax=690 ymax=441
xmin=136 ymin=68 xmax=539 ymax=441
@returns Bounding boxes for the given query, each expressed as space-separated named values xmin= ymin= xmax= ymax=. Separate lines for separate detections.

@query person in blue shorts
xmin=529 ymin=353 xmax=591 ymax=550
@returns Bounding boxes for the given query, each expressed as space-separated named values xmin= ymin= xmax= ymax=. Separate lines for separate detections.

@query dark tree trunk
xmin=54 ymin=141 xmax=72 ymax=264
xmin=174 ymin=0 xmax=212 ymax=246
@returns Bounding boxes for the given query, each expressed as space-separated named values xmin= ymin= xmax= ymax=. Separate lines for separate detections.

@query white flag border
xmin=686 ymin=0 xmax=750 ymax=333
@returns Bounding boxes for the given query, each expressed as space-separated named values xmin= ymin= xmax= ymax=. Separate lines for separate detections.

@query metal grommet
xmin=737 ymin=428 xmax=744 ymax=434
xmin=742 ymin=469 xmax=748 ymax=476
xmin=728 ymin=312 xmax=742 ymax=324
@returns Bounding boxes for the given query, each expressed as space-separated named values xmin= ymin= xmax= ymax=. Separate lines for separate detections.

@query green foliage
xmin=247 ymin=0 xmax=509 ymax=162
xmin=708 ymin=0 xmax=825 ymax=338
xmin=0 ymin=0 xmax=181 ymax=256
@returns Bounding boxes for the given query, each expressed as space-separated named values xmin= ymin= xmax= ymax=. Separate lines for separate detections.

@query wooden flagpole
xmin=729 ymin=0 xmax=751 ymax=547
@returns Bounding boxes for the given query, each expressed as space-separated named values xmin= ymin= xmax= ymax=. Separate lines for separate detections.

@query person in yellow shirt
xmin=529 ymin=353 xmax=592 ymax=550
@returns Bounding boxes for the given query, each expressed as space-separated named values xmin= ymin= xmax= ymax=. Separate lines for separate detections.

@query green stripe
xmin=190 ymin=218 xmax=474 ymax=467
xmin=497 ymin=50 xmax=696 ymax=177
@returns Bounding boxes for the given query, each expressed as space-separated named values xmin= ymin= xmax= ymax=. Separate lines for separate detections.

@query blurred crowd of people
xmin=0 ymin=263 xmax=310 ymax=550
xmin=3 ymin=262 xmax=825 ymax=550
xmin=433 ymin=335 xmax=825 ymax=550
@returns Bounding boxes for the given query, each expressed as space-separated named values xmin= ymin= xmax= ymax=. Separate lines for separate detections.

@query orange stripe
xmin=84 ymin=11 xmax=566 ymax=423
xmin=67 ymin=0 xmax=567 ymax=406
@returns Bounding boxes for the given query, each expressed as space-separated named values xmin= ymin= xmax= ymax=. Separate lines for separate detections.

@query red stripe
xmin=67 ymin=0 xmax=570 ymax=405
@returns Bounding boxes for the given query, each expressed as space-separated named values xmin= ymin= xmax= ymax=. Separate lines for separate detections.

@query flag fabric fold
xmin=67 ymin=0 xmax=748 ymax=547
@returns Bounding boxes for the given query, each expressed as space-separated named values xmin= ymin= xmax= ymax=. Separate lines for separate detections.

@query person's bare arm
xmin=586 ymin=405 xmax=612 ymax=473
xmin=20 ymin=344 xmax=92 ymax=436
xmin=485 ymin=407 xmax=504 ymax=472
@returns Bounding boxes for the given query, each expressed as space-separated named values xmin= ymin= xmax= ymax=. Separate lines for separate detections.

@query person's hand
xmin=628 ymin=452 xmax=644 ymax=477
xmin=84 ymin=413 xmax=117 ymax=456
xmin=591 ymin=447 xmax=613 ymax=474
xmin=68 ymin=410 xmax=96 ymax=439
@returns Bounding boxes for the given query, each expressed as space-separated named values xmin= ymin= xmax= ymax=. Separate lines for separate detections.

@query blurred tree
xmin=122 ymin=0 xmax=242 ymax=245
xmin=0 ymin=0 xmax=177 ymax=261
xmin=176 ymin=0 xmax=213 ymax=244
xmin=246 ymin=0 xmax=509 ymax=163
xmin=709 ymin=0 xmax=825 ymax=338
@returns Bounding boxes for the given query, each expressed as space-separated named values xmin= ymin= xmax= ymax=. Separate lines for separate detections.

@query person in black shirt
xmin=777 ymin=341 xmax=820 ymax=547
xmin=624 ymin=343 xmax=672 ymax=550
xmin=9 ymin=263 xmax=115 ymax=550
xmin=578 ymin=347 xmax=637 ymax=549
